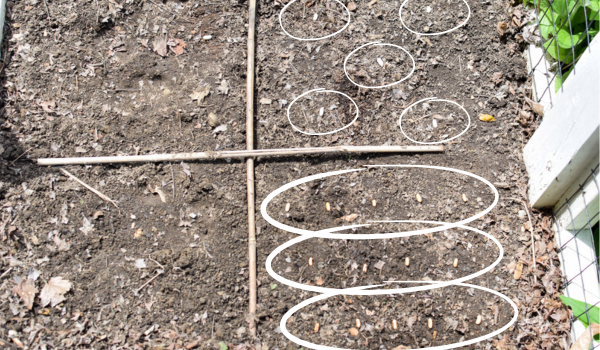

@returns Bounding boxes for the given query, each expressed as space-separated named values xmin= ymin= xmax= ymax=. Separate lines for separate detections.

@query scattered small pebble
xmin=349 ymin=327 xmax=359 ymax=336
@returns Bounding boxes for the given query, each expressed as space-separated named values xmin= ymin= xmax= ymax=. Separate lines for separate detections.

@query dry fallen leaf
xmin=497 ymin=22 xmax=509 ymax=36
xmin=53 ymin=235 xmax=69 ymax=251
xmin=570 ymin=323 xmax=599 ymax=350
xmin=168 ymin=38 xmax=186 ymax=56
xmin=40 ymin=276 xmax=71 ymax=307
xmin=347 ymin=2 xmax=357 ymax=11
xmin=514 ymin=261 xmax=523 ymax=280
xmin=152 ymin=35 xmax=168 ymax=57
xmin=190 ymin=85 xmax=211 ymax=105
xmin=479 ymin=114 xmax=496 ymax=122
xmin=260 ymin=98 xmax=272 ymax=105
xmin=13 ymin=278 xmax=38 ymax=310
xmin=374 ymin=260 xmax=385 ymax=270
xmin=340 ymin=213 xmax=359 ymax=222
xmin=39 ymin=100 xmax=56 ymax=113
xmin=490 ymin=72 xmax=503 ymax=84
xmin=79 ymin=217 xmax=94 ymax=235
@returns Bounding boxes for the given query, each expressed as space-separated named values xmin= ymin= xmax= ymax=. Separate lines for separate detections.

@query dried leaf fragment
xmin=513 ymin=261 xmax=523 ymax=280
xmin=479 ymin=114 xmax=496 ymax=122
xmin=40 ymin=277 xmax=71 ymax=307
xmin=374 ymin=260 xmax=385 ymax=270
xmin=152 ymin=35 xmax=168 ymax=57
xmin=497 ymin=22 xmax=509 ymax=36
xmin=13 ymin=278 xmax=38 ymax=309
xmin=190 ymin=85 xmax=211 ymax=105
xmin=570 ymin=323 xmax=599 ymax=350
xmin=168 ymin=38 xmax=186 ymax=56
xmin=39 ymin=100 xmax=56 ymax=113
xmin=340 ymin=213 xmax=359 ymax=222
xmin=490 ymin=72 xmax=503 ymax=84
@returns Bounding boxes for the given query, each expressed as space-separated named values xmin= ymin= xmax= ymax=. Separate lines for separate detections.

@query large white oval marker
xmin=279 ymin=282 xmax=518 ymax=350
xmin=287 ymin=88 xmax=360 ymax=136
xmin=266 ymin=223 xmax=503 ymax=295
xmin=343 ymin=42 xmax=415 ymax=89
xmin=398 ymin=97 xmax=471 ymax=145
xmin=260 ymin=165 xmax=499 ymax=239
xmin=279 ymin=0 xmax=351 ymax=41
xmin=399 ymin=0 xmax=471 ymax=36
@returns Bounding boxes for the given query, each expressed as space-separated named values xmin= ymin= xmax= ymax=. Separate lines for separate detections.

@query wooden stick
xmin=59 ymin=168 xmax=119 ymax=209
xmin=246 ymin=0 xmax=258 ymax=340
xmin=507 ymin=197 xmax=536 ymax=284
xmin=37 ymin=145 xmax=444 ymax=166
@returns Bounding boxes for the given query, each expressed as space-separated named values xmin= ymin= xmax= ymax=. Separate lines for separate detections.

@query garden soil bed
xmin=0 ymin=0 xmax=571 ymax=349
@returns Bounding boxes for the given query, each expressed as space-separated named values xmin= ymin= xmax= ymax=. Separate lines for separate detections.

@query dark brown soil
xmin=0 ymin=0 xmax=570 ymax=349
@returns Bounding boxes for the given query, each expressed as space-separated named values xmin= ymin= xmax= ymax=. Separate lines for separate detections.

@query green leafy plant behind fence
xmin=536 ymin=0 xmax=599 ymax=91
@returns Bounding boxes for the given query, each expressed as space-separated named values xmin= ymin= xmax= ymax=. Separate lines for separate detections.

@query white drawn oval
xmin=287 ymin=88 xmax=360 ymax=136
xmin=279 ymin=0 xmax=351 ymax=41
xmin=399 ymin=0 xmax=471 ymax=36
xmin=398 ymin=97 xmax=471 ymax=145
xmin=260 ymin=165 xmax=499 ymax=239
xmin=279 ymin=282 xmax=518 ymax=350
xmin=266 ymin=222 xmax=503 ymax=295
xmin=343 ymin=42 xmax=416 ymax=89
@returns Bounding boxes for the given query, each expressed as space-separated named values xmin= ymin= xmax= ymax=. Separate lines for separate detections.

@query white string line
xmin=287 ymin=88 xmax=360 ymax=136
xmin=399 ymin=0 xmax=471 ymax=36
xmin=343 ymin=42 xmax=416 ymax=89
xmin=279 ymin=0 xmax=351 ymax=41
xmin=398 ymin=97 xmax=471 ymax=145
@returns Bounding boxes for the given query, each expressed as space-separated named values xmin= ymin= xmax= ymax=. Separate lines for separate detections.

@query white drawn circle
xmin=398 ymin=97 xmax=471 ymax=145
xmin=279 ymin=0 xmax=351 ymax=41
xmin=399 ymin=0 xmax=471 ymax=36
xmin=266 ymin=222 xmax=503 ymax=295
xmin=260 ymin=165 xmax=499 ymax=238
xmin=343 ymin=42 xmax=416 ymax=89
xmin=279 ymin=281 xmax=518 ymax=350
xmin=287 ymin=88 xmax=360 ymax=136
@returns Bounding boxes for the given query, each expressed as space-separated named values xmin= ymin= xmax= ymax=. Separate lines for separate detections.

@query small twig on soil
xmin=508 ymin=197 xmax=537 ymax=284
xmin=9 ymin=148 xmax=30 ymax=166
xmin=135 ymin=270 xmax=163 ymax=295
xmin=149 ymin=256 xmax=164 ymax=270
xmin=42 ymin=0 xmax=51 ymax=18
xmin=169 ymin=164 xmax=175 ymax=199
xmin=0 ymin=267 xmax=12 ymax=279
xmin=59 ymin=168 xmax=119 ymax=209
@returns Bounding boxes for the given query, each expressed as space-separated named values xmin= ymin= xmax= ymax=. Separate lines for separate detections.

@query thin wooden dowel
xmin=37 ymin=145 xmax=444 ymax=166
xmin=246 ymin=0 xmax=258 ymax=340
